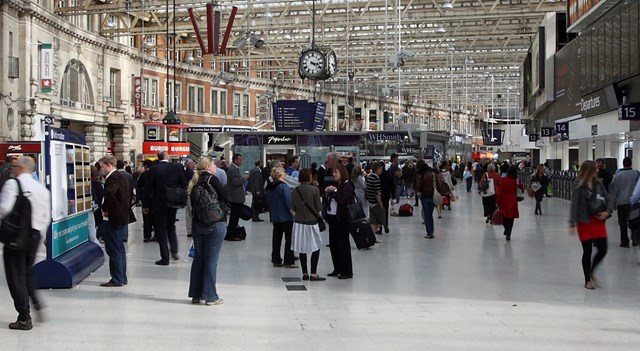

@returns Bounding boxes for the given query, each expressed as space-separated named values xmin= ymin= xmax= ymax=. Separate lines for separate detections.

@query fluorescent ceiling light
xmin=442 ymin=1 xmax=454 ymax=11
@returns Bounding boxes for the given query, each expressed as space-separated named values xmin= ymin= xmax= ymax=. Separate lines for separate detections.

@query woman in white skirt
xmin=290 ymin=168 xmax=326 ymax=281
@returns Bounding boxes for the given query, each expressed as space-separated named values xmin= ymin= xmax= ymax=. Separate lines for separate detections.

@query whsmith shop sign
xmin=367 ymin=132 xmax=406 ymax=141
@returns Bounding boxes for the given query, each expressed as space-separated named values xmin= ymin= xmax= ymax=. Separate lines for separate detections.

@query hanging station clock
xmin=326 ymin=50 xmax=337 ymax=78
xmin=299 ymin=49 xmax=326 ymax=79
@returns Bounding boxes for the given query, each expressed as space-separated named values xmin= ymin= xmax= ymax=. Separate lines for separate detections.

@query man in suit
xmin=143 ymin=151 xmax=187 ymax=265
xmin=98 ymin=155 xmax=135 ymax=287
xmin=225 ymin=153 xmax=247 ymax=241
xmin=116 ymin=160 xmax=134 ymax=242
xmin=0 ymin=156 xmax=51 ymax=330
xmin=248 ymin=160 xmax=264 ymax=222
xmin=136 ymin=160 xmax=155 ymax=242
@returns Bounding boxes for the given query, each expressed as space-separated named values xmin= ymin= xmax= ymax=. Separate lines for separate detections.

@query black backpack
xmin=0 ymin=179 xmax=37 ymax=250
xmin=191 ymin=175 xmax=225 ymax=224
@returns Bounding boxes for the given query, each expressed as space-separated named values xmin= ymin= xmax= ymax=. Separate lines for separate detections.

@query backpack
xmin=191 ymin=175 xmax=225 ymax=224
xmin=0 ymin=179 xmax=37 ymax=251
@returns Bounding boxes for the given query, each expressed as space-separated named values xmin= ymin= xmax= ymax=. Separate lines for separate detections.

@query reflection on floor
xmin=1 ymin=189 xmax=640 ymax=350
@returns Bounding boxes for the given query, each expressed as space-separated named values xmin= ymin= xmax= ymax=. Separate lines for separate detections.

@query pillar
xmin=561 ymin=140 xmax=570 ymax=171
xmin=85 ymin=124 xmax=108 ymax=161
xmin=579 ymin=139 xmax=592 ymax=162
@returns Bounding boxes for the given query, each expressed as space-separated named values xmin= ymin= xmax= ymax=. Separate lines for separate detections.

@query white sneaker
xmin=205 ymin=299 xmax=224 ymax=306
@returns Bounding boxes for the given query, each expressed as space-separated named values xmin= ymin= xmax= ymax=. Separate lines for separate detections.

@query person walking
xmin=325 ymin=164 xmax=354 ymax=280
xmin=416 ymin=162 xmax=436 ymax=239
xmin=609 ymin=157 xmax=640 ymax=247
xmin=530 ymin=164 xmax=550 ymax=215
xmin=497 ymin=166 xmax=522 ymax=241
xmin=143 ymin=151 xmax=187 ymax=265
xmin=266 ymin=166 xmax=297 ymax=268
xmin=248 ymin=160 xmax=265 ymax=222
xmin=569 ymin=160 xmax=612 ymax=290
xmin=0 ymin=156 xmax=51 ymax=330
xmin=98 ymin=155 xmax=136 ymax=286
xmin=188 ymin=157 xmax=227 ymax=306
xmin=291 ymin=168 xmax=326 ymax=281
xmin=225 ymin=154 xmax=248 ymax=241
xmin=463 ymin=162 xmax=474 ymax=193
xmin=480 ymin=163 xmax=501 ymax=223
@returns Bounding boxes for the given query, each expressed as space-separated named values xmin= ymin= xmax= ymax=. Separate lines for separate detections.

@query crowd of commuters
xmin=5 ymin=148 xmax=640 ymax=331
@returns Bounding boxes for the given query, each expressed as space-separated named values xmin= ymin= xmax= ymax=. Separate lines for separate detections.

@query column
xmin=579 ymin=139 xmax=593 ymax=162
xmin=561 ymin=140 xmax=570 ymax=171
xmin=85 ymin=124 xmax=108 ymax=161
xmin=111 ymin=125 xmax=131 ymax=162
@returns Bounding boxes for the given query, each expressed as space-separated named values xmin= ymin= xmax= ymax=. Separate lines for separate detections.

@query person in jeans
xmin=291 ymin=169 xmax=325 ymax=281
xmin=463 ymin=162 xmax=474 ymax=193
xmin=188 ymin=157 xmax=227 ymax=305
xmin=570 ymin=160 xmax=612 ymax=290
xmin=415 ymin=162 xmax=436 ymax=239
xmin=497 ymin=166 xmax=521 ymax=241
xmin=609 ymin=157 xmax=639 ymax=247
xmin=266 ymin=166 xmax=297 ymax=268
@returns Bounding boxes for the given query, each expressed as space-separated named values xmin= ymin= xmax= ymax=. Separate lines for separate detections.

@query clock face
xmin=327 ymin=51 xmax=337 ymax=77
xmin=299 ymin=49 xmax=326 ymax=79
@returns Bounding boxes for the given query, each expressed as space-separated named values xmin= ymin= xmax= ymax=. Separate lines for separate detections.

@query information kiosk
xmin=33 ymin=127 xmax=104 ymax=288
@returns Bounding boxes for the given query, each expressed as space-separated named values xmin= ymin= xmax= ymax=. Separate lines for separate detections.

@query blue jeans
xmin=420 ymin=197 xmax=435 ymax=235
xmin=103 ymin=222 xmax=127 ymax=285
xmin=189 ymin=221 xmax=226 ymax=301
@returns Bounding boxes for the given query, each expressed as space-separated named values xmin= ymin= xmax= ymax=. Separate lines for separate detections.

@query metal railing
xmin=518 ymin=170 xmax=578 ymax=201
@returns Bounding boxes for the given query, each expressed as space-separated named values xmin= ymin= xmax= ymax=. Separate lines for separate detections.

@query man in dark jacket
xmin=225 ymin=153 xmax=247 ymax=241
xmin=136 ymin=159 xmax=155 ymax=242
xmin=99 ymin=155 xmax=136 ymax=287
xmin=379 ymin=161 xmax=393 ymax=234
xmin=143 ymin=151 xmax=187 ymax=265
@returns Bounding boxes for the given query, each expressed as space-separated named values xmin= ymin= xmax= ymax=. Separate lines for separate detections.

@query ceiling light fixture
xmin=436 ymin=24 xmax=447 ymax=33
xmin=442 ymin=1 xmax=454 ymax=11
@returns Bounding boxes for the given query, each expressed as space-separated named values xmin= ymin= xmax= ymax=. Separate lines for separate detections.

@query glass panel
xmin=220 ymin=91 xmax=227 ymax=115
xmin=233 ymin=146 xmax=261 ymax=175
xmin=211 ymin=90 xmax=218 ymax=114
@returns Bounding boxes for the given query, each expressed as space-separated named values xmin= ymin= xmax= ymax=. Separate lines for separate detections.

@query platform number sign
xmin=619 ymin=102 xmax=640 ymax=120
xmin=529 ymin=134 xmax=539 ymax=142
xmin=555 ymin=122 xmax=568 ymax=134
xmin=541 ymin=127 xmax=554 ymax=137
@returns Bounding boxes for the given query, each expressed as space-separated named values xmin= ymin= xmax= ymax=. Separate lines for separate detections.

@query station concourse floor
xmin=2 ymin=189 xmax=640 ymax=350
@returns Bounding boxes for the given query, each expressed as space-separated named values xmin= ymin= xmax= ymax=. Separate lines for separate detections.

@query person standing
xmin=351 ymin=165 xmax=369 ymax=222
xmin=569 ymin=160 xmax=612 ymax=290
xmin=266 ymin=167 xmax=297 ymax=268
xmin=286 ymin=156 xmax=300 ymax=176
xmin=402 ymin=160 xmax=417 ymax=203
xmin=143 ymin=151 xmax=187 ymax=265
xmin=291 ymin=169 xmax=325 ymax=281
xmin=415 ymin=162 xmax=436 ymax=239
xmin=596 ymin=158 xmax=613 ymax=191
xmin=379 ymin=161 xmax=393 ymax=234
xmin=248 ymin=160 xmax=264 ymax=222
xmin=388 ymin=153 xmax=403 ymax=203
xmin=225 ymin=153 xmax=247 ymax=241
xmin=188 ymin=157 xmax=227 ymax=306
xmin=480 ymin=163 xmax=501 ymax=223
xmin=365 ymin=163 xmax=385 ymax=242
xmin=98 ymin=156 xmax=136 ymax=286
xmin=609 ymin=157 xmax=640 ymax=247
xmin=0 ymin=156 xmax=51 ymax=330
xmin=530 ymin=164 xmax=550 ymax=215
xmin=136 ymin=160 xmax=155 ymax=242
xmin=497 ymin=166 xmax=521 ymax=241
xmin=325 ymin=164 xmax=354 ymax=280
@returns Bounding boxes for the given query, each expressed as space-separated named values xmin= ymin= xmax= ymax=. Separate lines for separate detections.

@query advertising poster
xmin=41 ymin=43 xmax=53 ymax=92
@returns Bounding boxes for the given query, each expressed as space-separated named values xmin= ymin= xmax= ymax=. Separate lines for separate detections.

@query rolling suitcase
xmin=399 ymin=204 xmax=413 ymax=216
xmin=350 ymin=221 xmax=376 ymax=250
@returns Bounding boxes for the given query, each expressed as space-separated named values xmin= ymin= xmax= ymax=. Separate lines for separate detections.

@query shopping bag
xmin=492 ymin=209 xmax=504 ymax=226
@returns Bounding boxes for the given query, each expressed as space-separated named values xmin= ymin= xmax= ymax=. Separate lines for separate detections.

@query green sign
xmin=52 ymin=213 xmax=89 ymax=258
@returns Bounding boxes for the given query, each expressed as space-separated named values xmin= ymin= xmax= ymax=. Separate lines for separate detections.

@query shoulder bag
xmin=296 ymin=187 xmax=326 ymax=232
xmin=432 ymin=173 xmax=443 ymax=206
xmin=0 ymin=179 xmax=38 ymax=251
xmin=481 ymin=175 xmax=496 ymax=197
xmin=345 ymin=181 xmax=366 ymax=223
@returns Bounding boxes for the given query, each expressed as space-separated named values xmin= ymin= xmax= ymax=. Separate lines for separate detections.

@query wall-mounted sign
xmin=619 ymin=102 xmax=640 ymax=120
xmin=313 ymin=101 xmax=326 ymax=131
xmin=133 ymin=77 xmax=142 ymax=119
xmin=541 ymin=127 xmax=555 ymax=137
xmin=187 ymin=126 xmax=223 ymax=133
xmin=168 ymin=143 xmax=190 ymax=156
xmin=41 ymin=43 xmax=53 ymax=92
xmin=555 ymin=122 xmax=569 ymax=141
xmin=367 ymin=132 xmax=406 ymax=141
xmin=272 ymin=100 xmax=324 ymax=131
xmin=262 ymin=135 xmax=298 ymax=145
xmin=591 ymin=125 xmax=598 ymax=136
xmin=529 ymin=134 xmax=539 ymax=142
xmin=143 ymin=142 xmax=168 ymax=154
xmin=146 ymin=125 xmax=159 ymax=141
xmin=483 ymin=129 xmax=503 ymax=146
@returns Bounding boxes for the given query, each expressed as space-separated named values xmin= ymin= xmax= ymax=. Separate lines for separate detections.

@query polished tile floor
xmin=2 ymin=189 xmax=640 ymax=350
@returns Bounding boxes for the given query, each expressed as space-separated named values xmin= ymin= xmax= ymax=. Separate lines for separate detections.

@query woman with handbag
xmin=569 ymin=160 xmax=612 ymax=290
xmin=325 ymin=164 xmax=355 ymax=280
xmin=266 ymin=166 xmax=297 ymax=268
xmin=291 ymin=169 xmax=326 ymax=281
xmin=480 ymin=163 xmax=501 ymax=223
xmin=497 ymin=166 xmax=522 ymax=241
xmin=188 ymin=157 xmax=227 ymax=305
xmin=530 ymin=164 xmax=550 ymax=215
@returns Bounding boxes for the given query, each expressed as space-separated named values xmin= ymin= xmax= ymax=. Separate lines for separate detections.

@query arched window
xmin=60 ymin=59 xmax=94 ymax=110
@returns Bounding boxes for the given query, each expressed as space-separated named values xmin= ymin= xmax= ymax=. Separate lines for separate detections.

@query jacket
xmin=569 ymin=179 xmax=613 ymax=226
xmin=226 ymin=163 xmax=246 ymax=203
xmin=291 ymin=183 xmax=322 ymax=225
xmin=327 ymin=180 xmax=355 ymax=221
xmin=143 ymin=160 xmax=187 ymax=213
xmin=415 ymin=171 xmax=435 ymax=199
xmin=248 ymin=166 xmax=263 ymax=194
xmin=266 ymin=180 xmax=293 ymax=223
xmin=103 ymin=170 xmax=136 ymax=226
xmin=0 ymin=173 xmax=51 ymax=235
xmin=609 ymin=168 xmax=639 ymax=206
xmin=497 ymin=176 xmax=520 ymax=219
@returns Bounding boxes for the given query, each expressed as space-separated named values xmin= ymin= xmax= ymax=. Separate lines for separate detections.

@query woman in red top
xmin=480 ymin=163 xmax=501 ymax=223
xmin=569 ymin=160 xmax=611 ymax=290
xmin=497 ymin=166 xmax=523 ymax=241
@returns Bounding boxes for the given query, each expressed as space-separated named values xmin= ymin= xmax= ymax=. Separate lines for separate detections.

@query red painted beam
xmin=188 ymin=8 xmax=207 ymax=54
xmin=213 ymin=11 xmax=221 ymax=55
xmin=219 ymin=6 xmax=238 ymax=55
xmin=206 ymin=4 xmax=214 ymax=55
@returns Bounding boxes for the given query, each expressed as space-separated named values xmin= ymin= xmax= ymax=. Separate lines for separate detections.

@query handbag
xmin=296 ymin=188 xmax=326 ymax=232
xmin=481 ymin=177 xmax=496 ymax=197
xmin=0 ymin=179 xmax=38 ymax=251
xmin=492 ymin=209 xmax=504 ymax=226
xmin=347 ymin=200 xmax=366 ymax=223
xmin=587 ymin=184 xmax=607 ymax=215
xmin=166 ymin=185 xmax=188 ymax=208
xmin=432 ymin=173 xmax=443 ymax=206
